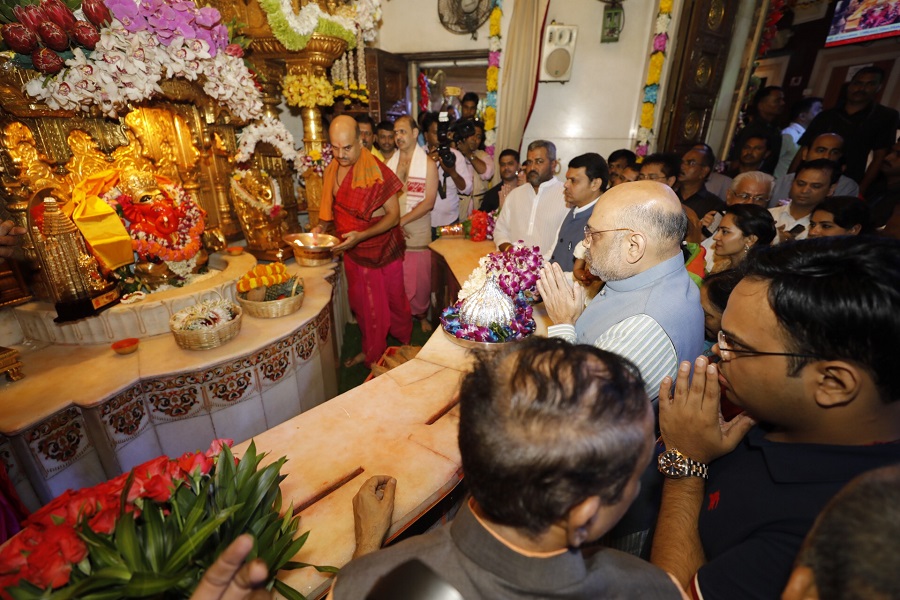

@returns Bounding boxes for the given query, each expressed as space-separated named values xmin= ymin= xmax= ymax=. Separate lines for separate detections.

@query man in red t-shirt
xmin=318 ymin=115 xmax=412 ymax=367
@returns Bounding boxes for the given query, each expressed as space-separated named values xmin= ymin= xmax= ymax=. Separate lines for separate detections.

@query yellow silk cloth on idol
xmin=319 ymin=147 xmax=384 ymax=222
xmin=69 ymin=169 xmax=134 ymax=270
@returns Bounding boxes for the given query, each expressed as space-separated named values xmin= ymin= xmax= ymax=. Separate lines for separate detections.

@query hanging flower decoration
xmin=757 ymin=0 xmax=785 ymax=57
xmin=634 ymin=0 xmax=672 ymax=158
xmin=231 ymin=170 xmax=284 ymax=219
xmin=256 ymin=0 xmax=381 ymax=52
xmin=14 ymin=0 xmax=262 ymax=121
xmin=330 ymin=31 xmax=369 ymax=106
xmin=234 ymin=116 xmax=299 ymax=165
xmin=483 ymin=0 xmax=502 ymax=158
xmin=283 ymin=72 xmax=335 ymax=108
xmin=297 ymin=145 xmax=333 ymax=177
xmin=417 ymin=71 xmax=430 ymax=113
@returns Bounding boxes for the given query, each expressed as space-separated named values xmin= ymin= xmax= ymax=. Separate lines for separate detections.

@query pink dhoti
xmin=403 ymin=249 xmax=432 ymax=317
xmin=344 ymin=254 xmax=413 ymax=366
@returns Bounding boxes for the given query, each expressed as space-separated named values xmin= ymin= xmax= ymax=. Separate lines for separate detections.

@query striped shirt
xmin=549 ymin=314 xmax=677 ymax=399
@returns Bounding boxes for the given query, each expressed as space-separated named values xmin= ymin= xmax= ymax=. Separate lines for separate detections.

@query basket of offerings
xmin=169 ymin=299 xmax=242 ymax=350
xmin=235 ymin=264 xmax=304 ymax=319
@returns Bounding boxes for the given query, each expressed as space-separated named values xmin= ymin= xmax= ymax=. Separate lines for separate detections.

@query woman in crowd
xmin=699 ymin=269 xmax=743 ymax=354
xmin=709 ymin=204 xmax=776 ymax=273
xmin=808 ymin=195 xmax=873 ymax=238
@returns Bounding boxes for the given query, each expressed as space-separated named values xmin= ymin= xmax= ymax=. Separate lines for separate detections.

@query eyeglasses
xmin=732 ymin=192 xmax=769 ymax=203
xmin=716 ymin=331 xmax=822 ymax=362
xmin=637 ymin=173 xmax=666 ymax=181
xmin=583 ymin=225 xmax=633 ymax=248
xmin=681 ymin=159 xmax=700 ymax=167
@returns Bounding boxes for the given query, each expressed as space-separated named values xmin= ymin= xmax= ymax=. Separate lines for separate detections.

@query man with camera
xmin=422 ymin=112 xmax=473 ymax=239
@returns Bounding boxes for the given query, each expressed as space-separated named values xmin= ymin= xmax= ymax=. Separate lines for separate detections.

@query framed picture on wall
xmin=793 ymin=0 xmax=831 ymax=25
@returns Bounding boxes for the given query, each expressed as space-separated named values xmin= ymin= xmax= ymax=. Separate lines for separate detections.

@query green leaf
xmin=121 ymin=571 xmax=187 ymax=596
xmin=283 ymin=561 xmax=340 ymax=574
xmin=272 ymin=579 xmax=306 ymax=600
xmin=114 ymin=512 xmax=146 ymax=572
xmin=141 ymin=502 xmax=167 ymax=572
xmin=162 ymin=506 xmax=241 ymax=572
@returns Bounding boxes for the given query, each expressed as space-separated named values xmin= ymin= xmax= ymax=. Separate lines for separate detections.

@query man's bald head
xmin=330 ymin=115 xmax=363 ymax=167
xmin=590 ymin=181 xmax=686 ymax=252
xmin=394 ymin=115 xmax=417 ymax=132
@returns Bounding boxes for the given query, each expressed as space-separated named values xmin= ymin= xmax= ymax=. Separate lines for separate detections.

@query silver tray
xmin=441 ymin=327 xmax=527 ymax=351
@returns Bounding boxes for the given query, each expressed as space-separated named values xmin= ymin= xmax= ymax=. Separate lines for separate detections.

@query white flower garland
xmin=230 ymin=170 xmax=284 ymax=219
xmin=23 ymin=20 xmax=262 ymax=121
xmin=235 ymin=116 xmax=300 ymax=165
xmin=273 ymin=0 xmax=381 ymax=44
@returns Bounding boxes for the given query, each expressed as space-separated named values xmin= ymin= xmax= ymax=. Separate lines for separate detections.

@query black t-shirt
xmin=799 ymin=103 xmax=900 ymax=183
xmin=696 ymin=426 xmax=900 ymax=600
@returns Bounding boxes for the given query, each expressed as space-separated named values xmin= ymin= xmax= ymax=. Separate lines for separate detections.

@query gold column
xmin=283 ymin=34 xmax=348 ymax=228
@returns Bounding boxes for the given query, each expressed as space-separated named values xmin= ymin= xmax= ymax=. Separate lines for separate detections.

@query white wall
xmin=377 ymin=1 xmax=491 ymax=54
xmin=522 ymin=0 xmax=672 ymax=164
xmin=375 ymin=0 xmax=677 ymax=166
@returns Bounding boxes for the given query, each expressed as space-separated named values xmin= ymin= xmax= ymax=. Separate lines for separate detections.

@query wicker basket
xmin=170 ymin=302 xmax=243 ymax=351
xmin=238 ymin=278 xmax=304 ymax=319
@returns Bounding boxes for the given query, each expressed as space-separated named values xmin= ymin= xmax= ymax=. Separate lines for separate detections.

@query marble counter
xmin=0 ymin=256 xmax=343 ymax=509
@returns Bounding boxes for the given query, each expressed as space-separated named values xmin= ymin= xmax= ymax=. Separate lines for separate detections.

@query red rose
xmin=205 ymin=438 xmax=234 ymax=458
xmin=52 ymin=525 xmax=88 ymax=564
xmin=88 ymin=505 xmax=119 ymax=534
xmin=22 ymin=540 xmax=71 ymax=589
xmin=177 ymin=451 xmax=213 ymax=477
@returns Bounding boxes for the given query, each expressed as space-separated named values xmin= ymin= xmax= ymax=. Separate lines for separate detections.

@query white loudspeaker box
xmin=539 ymin=24 xmax=578 ymax=82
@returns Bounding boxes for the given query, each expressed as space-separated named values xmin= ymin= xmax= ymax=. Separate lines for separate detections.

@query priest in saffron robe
xmin=318 ymin=115 xmax=412 ymax=368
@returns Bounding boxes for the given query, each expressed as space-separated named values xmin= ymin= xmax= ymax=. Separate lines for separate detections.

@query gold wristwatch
xmin=658 ymin=448 xmax=709 ymax=479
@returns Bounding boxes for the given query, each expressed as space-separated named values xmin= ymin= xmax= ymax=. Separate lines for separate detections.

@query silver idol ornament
xmin=459 ymin=276 xmax=516 ymax=328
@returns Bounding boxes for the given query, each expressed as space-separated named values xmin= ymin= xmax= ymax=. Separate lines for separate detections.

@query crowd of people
xmin=2 ymin=80 xmax=898 ymax=599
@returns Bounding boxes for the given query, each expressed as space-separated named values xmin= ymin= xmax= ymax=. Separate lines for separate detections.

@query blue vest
xmin=575 ymin=253 xmax=704 ymax=366
xmin=550 ymin=207 xmax=592 ymax=271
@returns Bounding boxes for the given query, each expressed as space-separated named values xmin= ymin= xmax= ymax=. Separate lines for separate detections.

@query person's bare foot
xmin=343 ymin=352 xmax=366 ymax=368
xmin=420 ymin=319 xmax=432 ymax=333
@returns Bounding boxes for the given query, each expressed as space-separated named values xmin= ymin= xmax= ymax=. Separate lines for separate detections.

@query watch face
xmin=659 ymin=450 xmax=689 ymax=477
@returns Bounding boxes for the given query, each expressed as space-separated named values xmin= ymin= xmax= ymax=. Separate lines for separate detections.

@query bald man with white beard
xmin=538 ymin=181 xmax=704 ymax=400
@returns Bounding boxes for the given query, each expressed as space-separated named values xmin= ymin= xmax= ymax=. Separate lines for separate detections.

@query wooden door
xmin=658 ymin=0 xmax=740 ymax=154
xmin=366 ymin=49 xmax=409 ymax=122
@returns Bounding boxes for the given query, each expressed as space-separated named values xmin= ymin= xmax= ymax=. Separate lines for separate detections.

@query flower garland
xmin=296 ymin=145 xmax=333 ymax=177
xmin=484 ymin=0 xmax=502 ymax=158
xmin=109 ymin=182 xmax=206 ymax=262
xmin=256 ymin=0 xmax=381 ymax=52
xmin=234 ymin=116 xmax=299 ymax=165
xmin=230 ymin=170 xmax=284 ymax=219
xmin=417 ymin=71 xmax=430 ymax=113
xmin=330 ymin=31 xmax=369 ymax=106
xmin=757 ymin=0 xmax=786 ymax=57
xmin=283 ymin=72 xmax=335 ymax=108
xmin=20 ymin=1 xmax=262 ymax=121
xmin=634 ymin=0 xmax=673 ymax=158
